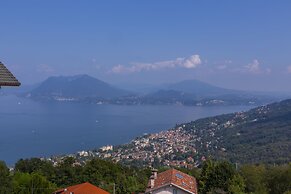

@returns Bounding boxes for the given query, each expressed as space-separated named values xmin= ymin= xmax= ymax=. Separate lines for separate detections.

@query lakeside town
xmin=44 ymin=108 xmax=264 ymax=168
xmin=41 ymin=101 xmax=284 ymax=170
xmin=43 ymin=126 xmax=202 ymax=168
xmin=42 ymin=127 xmax=206 ymax=168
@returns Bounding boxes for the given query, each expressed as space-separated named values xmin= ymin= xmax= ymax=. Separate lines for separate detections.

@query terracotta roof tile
xmin=146 ymin=169 xmax=198 ymax=194
xmin=53 ymin=182 xmax=110 ymax=194
xmin=0 ymin=62 xmax=20 ymax=87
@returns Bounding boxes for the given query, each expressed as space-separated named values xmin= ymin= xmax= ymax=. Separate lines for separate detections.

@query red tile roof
xmin=0 ymin=62 xmax=20 ymax=87
xmin=53 ymin=182 xmax=110 ymax=194
xmin=146 ymin=169 xmax=198 ymax=194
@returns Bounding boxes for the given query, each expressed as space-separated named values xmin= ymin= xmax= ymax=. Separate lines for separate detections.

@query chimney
xmin=150 ymin=176 xmax=155 ymax=188
xmin=149 ymin=169 xmax=158 ymax=188
xmin=152 ymin=169 xmax=158 ymax=179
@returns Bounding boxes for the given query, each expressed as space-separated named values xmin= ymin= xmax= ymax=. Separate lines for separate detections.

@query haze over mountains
xmin=165 ymin=79 xmax=236 ymax=96
xmin=25 ymin=74 xmax=285 ymax=106
xmin=28 ymin=74 xmax=131 ymax=100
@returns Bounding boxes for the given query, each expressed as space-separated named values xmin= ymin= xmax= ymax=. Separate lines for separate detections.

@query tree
xmin=265 ymin=164 xmax=291 ymax=194
xmin=240 ymin=164 xmax=268 ymax=194
xmin=0 ymin=161 xmax=12 ymax=193
xmin=14 ymin=158 xmax=55 ymax=180
xmin=12 ymin=172 xmax=56 ymax=194
xmin=199 ymin=160 xmax=216 ymax=193
xmin=81 ymin=158 xmax=149 ymax=194
xmin=199 ymin=160 xmax=245 ymax=194
xmin=228 ymin=174 xmax=246 ymax=194
xmin=54 ymin=157 xmax=80 ymax=187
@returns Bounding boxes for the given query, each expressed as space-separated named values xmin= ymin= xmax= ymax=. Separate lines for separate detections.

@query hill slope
xmin=142 ymin=79 xmax=278 ymax=106
xmin=29 ymin=75 xmax=130 ymax=100
xmin=93 ymin=99 xmax=291 ymax=167
xmin=181 ymin=99 xmax=291 ymax=164
xmin=166 ymin=79 xmax=237 ymax=96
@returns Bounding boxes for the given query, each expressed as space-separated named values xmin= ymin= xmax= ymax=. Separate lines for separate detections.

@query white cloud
xmin=245 ymin=59 xmax=271 ymax=74
xmin=111 ymin=54 xmax=202 ymax=74
xmin=246 ymin=59 xmax=260 ymax=74
xmin=182 ymin=55 xmax=201 ymax=68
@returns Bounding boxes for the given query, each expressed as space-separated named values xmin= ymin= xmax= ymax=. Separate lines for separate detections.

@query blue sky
xmin=1 ymin=1 xmax=291 ymax=91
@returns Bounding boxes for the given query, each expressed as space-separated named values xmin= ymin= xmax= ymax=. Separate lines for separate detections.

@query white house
xmin=145 ymin=168 xmax=198 ymax=194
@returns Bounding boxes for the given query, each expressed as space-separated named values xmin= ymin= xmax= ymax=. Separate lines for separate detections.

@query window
xmin=175 ymin=173 xmax=184 ymax=179
xmin=173 ymin=188 xmax=177 ymax=194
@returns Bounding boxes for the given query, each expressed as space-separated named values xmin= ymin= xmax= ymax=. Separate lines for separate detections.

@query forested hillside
xmin=96 ymin=99 xmax=291 ymax=167
xmin=182 ymin=99 xmax=291 ymax=164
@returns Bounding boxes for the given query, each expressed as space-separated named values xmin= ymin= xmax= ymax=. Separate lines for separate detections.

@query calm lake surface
xmin=0 ymin=95 xmax=253 ymax=164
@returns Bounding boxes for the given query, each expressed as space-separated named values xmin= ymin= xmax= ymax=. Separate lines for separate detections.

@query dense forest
xmin=0 ymin=158 xmax=290 ymax=194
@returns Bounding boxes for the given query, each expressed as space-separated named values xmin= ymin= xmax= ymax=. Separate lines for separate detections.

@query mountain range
xmin=25 ymin=74 xmax=285 ymax=106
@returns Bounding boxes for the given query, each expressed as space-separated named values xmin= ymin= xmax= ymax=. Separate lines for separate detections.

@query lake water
xmin=0 ymin=95 xmax=253 ymax=165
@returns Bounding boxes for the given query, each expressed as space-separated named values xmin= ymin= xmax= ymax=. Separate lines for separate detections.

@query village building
xmin=145 ymin=168 xmax=198 ymax=194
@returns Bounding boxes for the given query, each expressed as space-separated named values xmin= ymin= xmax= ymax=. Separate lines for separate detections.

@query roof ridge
xmin=54 ymin=182 xmax=109 ymax=194
xmin=71 ymin=182 xmax=92 ymax=191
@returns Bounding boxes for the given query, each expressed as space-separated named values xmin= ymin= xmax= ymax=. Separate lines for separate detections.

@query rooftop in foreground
xmin=53 ymin=182 xmax=110 ymax=194
xmin=0 ymin=62 xmax=21 ymax=87
xmin=146 ymin=168 xmax=198 ymax=194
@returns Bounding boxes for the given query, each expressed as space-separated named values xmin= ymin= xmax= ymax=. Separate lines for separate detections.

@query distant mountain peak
xmin=153 ymin=79 xmax=238 ymax=98
xmin=29 ymin=75 xmax=130 ymax=100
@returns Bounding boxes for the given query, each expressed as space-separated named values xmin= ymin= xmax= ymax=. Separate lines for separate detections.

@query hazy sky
xmin=1 ymin=1 xmax=291 ymax=91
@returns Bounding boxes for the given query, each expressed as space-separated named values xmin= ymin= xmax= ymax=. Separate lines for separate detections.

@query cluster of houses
xmin=95 ymin=126 xmax=202 ymax=168
xmin=53 ymin=168 xmax=198 ymax=194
